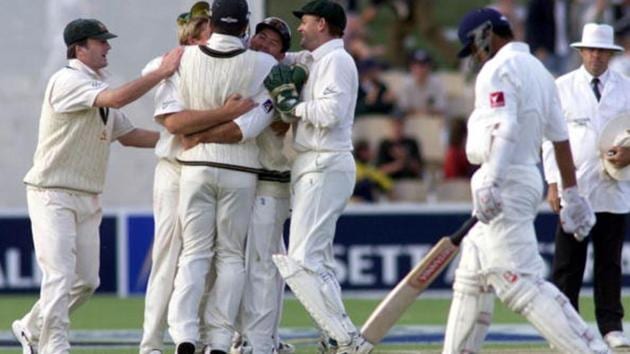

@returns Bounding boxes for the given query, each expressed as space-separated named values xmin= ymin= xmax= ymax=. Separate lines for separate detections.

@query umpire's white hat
xmin=571 ymin=23 xmax=624 ymax=51
xmin=599 ymin=113 xmax=630 ymax=180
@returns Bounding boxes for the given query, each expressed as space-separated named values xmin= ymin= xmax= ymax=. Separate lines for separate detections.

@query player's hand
xmin=546 ymin=183 xmax=560 ymax=213
xmin=223 ymin=94 xmax=256 ymax=119
xmin=180 ymin=134 xmax=199 ymax=150
xmin=270 ymin=120 xmax=290 ymax=136
xmin=264 ymin=64 xmax=309 ymax=115
xmin=157 ymin=46 xmax=184 ymax=77
xmin=560 ymin=186 xmax=595 ymax=241
xmin=605 ymin=146 xmax=630 ymax=168
xmin=473 ymin=181 xmax=502 ymax=224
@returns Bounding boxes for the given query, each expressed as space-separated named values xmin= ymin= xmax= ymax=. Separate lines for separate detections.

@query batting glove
xmin=560 ymin=186 xmax=596 ymax=241
xmin=473 ymin=181 xmax=502 ymax=224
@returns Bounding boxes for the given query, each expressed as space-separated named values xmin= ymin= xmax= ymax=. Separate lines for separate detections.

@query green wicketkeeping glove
xmin=264 ymin=64 xmax=309 ymax=116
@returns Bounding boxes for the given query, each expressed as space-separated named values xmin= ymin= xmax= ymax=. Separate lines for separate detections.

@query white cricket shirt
xmin=292 ymin=39 xmax=358 ymax=153
xmin=24 ymin=59 xmax=134 ymax=194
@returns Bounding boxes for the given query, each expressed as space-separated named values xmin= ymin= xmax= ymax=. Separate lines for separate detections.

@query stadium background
xmin=2 ymin=0 xmax=630 ymax=352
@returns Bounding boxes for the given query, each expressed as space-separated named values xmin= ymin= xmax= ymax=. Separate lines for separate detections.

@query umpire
xmin=543 ymin=23 xmax=630 ymax=348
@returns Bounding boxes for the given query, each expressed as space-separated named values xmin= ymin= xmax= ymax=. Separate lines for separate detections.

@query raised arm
xmin=94 ymin=47 xmax=183 ymax=108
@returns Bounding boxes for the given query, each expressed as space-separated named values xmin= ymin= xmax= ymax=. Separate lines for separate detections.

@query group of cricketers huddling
xmin=9 ymin=0 xmax=630 ymax=353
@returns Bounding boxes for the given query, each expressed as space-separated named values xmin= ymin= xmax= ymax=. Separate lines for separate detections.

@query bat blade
xmin=360 ymin=237 xmax=459 ymax=344
xmin=360 ymin=217 xmax=477 ymax=345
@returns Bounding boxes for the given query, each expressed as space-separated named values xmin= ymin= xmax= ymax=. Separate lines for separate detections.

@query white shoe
xmin=335 ymin=336 xmax=373 ymax=354
xmin=276 ymin=341 xmax=295 ymax=354
xmin=11 ymin=320 xmax=36 ymax=354
xmin=229 ymin=340 xmax=252 ymax=354
xmin=604 ymin=331 xmax=630 ymax=348
xmin=149 ymin=351 xmax=162 ymax=354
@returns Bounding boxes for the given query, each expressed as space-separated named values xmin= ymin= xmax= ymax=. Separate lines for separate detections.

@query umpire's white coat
xmin=542 ymin=66 xmax=630 ymax=213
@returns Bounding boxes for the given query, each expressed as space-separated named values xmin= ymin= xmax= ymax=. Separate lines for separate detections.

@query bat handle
xmin=449 ymin=216 xmax=478 ymax=246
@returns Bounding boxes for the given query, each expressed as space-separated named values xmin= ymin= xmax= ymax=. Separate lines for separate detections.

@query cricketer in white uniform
xmin=442 ymin=8 xmax=609 ymax=354
xmin=11 ymin=18 xmax=182 ymax=354
xmin=269 ymin=1 xmax=373 ymax=353
xmin=162 ymin=1 xmax=276 ymax=353
xmin=137 ymin=4 xmax=256 ymax=354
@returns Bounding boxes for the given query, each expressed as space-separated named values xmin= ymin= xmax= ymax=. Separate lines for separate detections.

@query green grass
xmin=0 ymin=294 xmax=627 ymax=353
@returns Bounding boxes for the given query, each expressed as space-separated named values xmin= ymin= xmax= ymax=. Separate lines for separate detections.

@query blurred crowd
xmin=337 ymin=0 xmax=630 ymax=203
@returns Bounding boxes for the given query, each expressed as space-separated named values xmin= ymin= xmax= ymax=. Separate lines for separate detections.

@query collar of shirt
xmin=67 ymin=58 xmax=109 ymax=80
xmin=578 ymin=65 xmax=610 ymax=87
xmin=493 ymin=41 xmax=530 ymax=59
xmin=310 ymin=38 xmax=344 ymax=61
xmin=207 ymin=33 xmax=246 ymax=52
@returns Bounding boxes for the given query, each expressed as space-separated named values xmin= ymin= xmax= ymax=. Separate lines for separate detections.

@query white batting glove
xmin=560 ymin=186 xmax=596 ymax=241
xmin=473 ymin=181 xmax=502 ymax=224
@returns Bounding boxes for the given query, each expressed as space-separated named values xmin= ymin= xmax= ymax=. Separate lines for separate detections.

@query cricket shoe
xmin=318 ymin=337 xmax=338 ymax=354
xmin=276 ymin=341 xmax=295 ymax=354
xmin=335 ymin=336 xmax=373 ymax=354
xmin=176 ymin=342 xmax=196 ymax=354
xmin=11 ymin=320 xmax=37 ymax=354
xmin=604 ymin=331 xmax=630 ymax=348
xmin=229 ymin=339 xmax=252 ymax=354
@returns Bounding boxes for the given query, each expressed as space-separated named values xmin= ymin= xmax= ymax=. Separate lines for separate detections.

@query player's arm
xmin=293 ymin=55 xmax=356 ymax=128
xmin=180 ymin=91 xmax=276 ymax=149
xmin=181 ymin=121 xmax=242 ymax=149
xmin=118 ymin=128 xmax=160 ymax=148
xmin=159 ymin=94 xmax=256 ymax=135
xmin=94 ymin=47 xmax=183 ymax=108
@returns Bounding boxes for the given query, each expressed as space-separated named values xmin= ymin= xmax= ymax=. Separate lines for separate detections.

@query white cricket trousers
xmin=239 ymin=195 xmax=290 ymax=353
xmin=140 ymin=159 xmax=181 ymax=354
xmin=169 ymin=166 xmax=256 ymax=350
xmin=21 ymin=187 xmax=101 ymax=354
xmin=288 ymin=151 xmax=355 ymax=273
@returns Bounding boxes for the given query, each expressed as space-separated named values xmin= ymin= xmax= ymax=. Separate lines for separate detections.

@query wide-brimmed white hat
xmin=598 ymin=113 xmax=630 ymax=180
xmin=571 ymin=23 xmax=624 ymax=51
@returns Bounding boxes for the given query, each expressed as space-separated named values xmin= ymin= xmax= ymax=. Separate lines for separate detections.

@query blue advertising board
xmin=0 ymin=215 xmax=119 ymax=294
xmin=124 ymin=208 xmax=630 ymax=295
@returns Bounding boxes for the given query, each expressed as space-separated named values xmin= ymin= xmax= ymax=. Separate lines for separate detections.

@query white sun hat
xmin=571 ymin=23 xmax=624 ymax=51
xmin=598 ymin=112 xmax=630 ymax=181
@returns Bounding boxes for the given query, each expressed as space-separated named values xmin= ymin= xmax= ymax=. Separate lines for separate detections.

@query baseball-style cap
xmin=211 ymin=0 xmax=249 ymax=30
xmin=256 ymin=17 xmax=292 ymax=52
xmin=177 ymin=1 xmax=211 ymax=25
xmin=63 ymin=18 xmax=117 ymax=46
xmin=409 ymin=49 xmax=433 ymax=65
xmin=293 ymin=0 xmax=347 ymax=31
xmin=457 ymin=8 xmax=510 ymax=58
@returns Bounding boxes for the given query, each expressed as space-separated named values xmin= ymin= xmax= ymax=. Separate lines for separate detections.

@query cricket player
xmin=442 ymin=8 xmax=609 ymax=354
xmin=181 ymin=16 xmax=298 ymax=354
xmin=138 ymin=3 xmax=257 ymax=354
xmin=11 ymin=18 xmax=182 ymax=354
xmin=160 ymin=0 xmax=277 ymax=352
xmin=265 ymin=1 xmax=373 ymax=353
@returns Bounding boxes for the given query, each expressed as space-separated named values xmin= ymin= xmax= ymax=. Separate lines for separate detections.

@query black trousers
xmin=552 ymin=212 xmax=627 ymax=335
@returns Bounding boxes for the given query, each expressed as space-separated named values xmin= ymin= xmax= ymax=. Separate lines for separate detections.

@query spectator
xmin=443 ymin=118 xmax=475 ymax=179
xmin=610 ymin=16 xmax=630 ymax=76
xmin=376 ymin=117 xmax=423 ymax=179
xmin=397 ymin=49 xmax=447 ymax=117
xmin=526 ymin=0 xmax=576 ymax=75
xmin=352 ymin=140 xmax=393 ymax=202
xmin=355 ymin=58 xmax=396 ymax=116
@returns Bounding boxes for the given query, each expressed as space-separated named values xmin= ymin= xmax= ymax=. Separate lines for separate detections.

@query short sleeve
xmin=543 ymin=90 xmax=569 ymax=142
xmin=50 ymin=70 xmax=109 ymax=113
xmin=110 ymin=109 xmax=135 ymax=141
xmin=153 ymin=74 xmax=185 ymax=118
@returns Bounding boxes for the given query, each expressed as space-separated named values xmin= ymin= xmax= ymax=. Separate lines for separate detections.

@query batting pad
xmin=490 ymin=272 xmax=610 ymax=354
xmin=272 ymin=255 xmax=353 ymax=345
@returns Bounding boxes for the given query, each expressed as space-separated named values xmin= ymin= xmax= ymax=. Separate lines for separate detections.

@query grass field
xmin=1 ymin=294 xmax=628 ymax=353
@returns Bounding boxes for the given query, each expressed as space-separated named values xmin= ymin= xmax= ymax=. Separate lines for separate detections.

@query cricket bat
xmin=361 ymin=216 xmax=478 ymax=344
